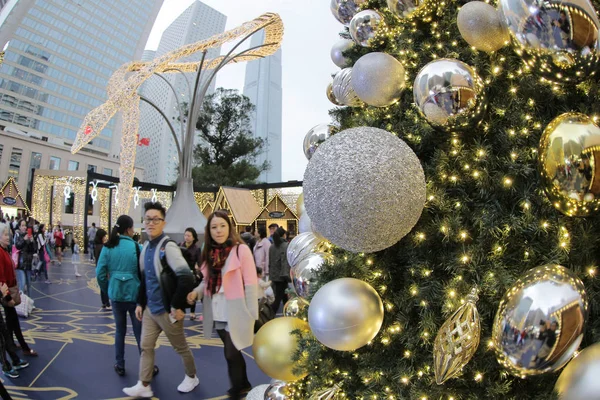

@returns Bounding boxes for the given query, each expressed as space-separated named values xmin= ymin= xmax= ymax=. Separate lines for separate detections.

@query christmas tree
xmin=270 ymin=0 xmax=600 ymax=399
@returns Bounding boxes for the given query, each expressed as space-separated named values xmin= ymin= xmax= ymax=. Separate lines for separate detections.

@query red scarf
xmin=0 ymin=247 xmax=17 ymax=287
xmin=207 ymin=245 xmax=232 ymax=295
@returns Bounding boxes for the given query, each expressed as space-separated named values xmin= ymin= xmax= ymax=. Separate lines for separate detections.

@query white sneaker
xmin=177 ymin=375 xmax=199 ymax=393
xmin=75 ymin=273 xmax=82 ymax=277
xmin=123 ymin=381 xmax=153 ymax=398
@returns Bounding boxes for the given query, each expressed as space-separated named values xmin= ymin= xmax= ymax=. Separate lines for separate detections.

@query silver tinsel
xmin=303 ymin=127 xmax=426 ymax=253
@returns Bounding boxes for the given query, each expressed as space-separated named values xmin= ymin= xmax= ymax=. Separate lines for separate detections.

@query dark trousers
xmin=100 ymin=290 xmax=110 ymax=307
xmin=216 ymin=329 xmax=249 ymax=393
xmin=0 ymin=382 xmax=12 ymax=399
xmin=0 ymin=308 xmax=21 ymax=371
xmin=36 ymin=258 xmax=48 ymax=280
xmin=271 ymin=281 xmax=288 ymax=314
xmin=3 ymin=306 xmax=30 ymax=353
xmin=112 ymin=301 xmax=141 ymax=368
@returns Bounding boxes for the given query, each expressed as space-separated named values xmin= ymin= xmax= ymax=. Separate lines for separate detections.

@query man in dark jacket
xmin=240 ymin=226 xmax=256 ymax=252
xmin=123 ymin=202 xmax=198 ymax=398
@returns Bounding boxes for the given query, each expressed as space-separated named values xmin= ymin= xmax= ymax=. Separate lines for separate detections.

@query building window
xmin=68 ymin=160 xmax=79 ymax=171
xmin=8 ymin=148 xmax=23 ymax=181
xmin=87 ymin=164 xmax=96 ymax=172
xmin=103 ymin=168 xmax=112 ymax=176
xmin=49 ymin=156 xmax=61 ymax=170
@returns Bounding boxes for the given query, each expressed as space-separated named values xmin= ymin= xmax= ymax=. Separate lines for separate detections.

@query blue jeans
xmin=112 ymin=301 xmax=141 ymax=368
xmin=16 ymin=270 xmax=31 ymax=297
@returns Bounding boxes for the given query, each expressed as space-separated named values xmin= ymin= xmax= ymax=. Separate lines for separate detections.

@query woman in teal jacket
xmin=96 ymin=215 xmax=142 ymax=377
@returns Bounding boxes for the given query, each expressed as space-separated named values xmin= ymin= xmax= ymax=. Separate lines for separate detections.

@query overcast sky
xmin=145 ymin=0 xmax=344 ymax=182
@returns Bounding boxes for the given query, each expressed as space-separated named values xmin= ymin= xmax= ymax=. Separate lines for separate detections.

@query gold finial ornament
xmin=309 ymin=384 xmax=342 ymax=400
xmin=434 ymin=288 xmax=481 ymax=384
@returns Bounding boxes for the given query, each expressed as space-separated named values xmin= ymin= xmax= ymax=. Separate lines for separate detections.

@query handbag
xmin=8 ymin=286 xmax=21 ymax=306
xmin=44 ymin=247 xmax=51 ymax=263
xmin=254 ymin=297 xmax=275 ymax=333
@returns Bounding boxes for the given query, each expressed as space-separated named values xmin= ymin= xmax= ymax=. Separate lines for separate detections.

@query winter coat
xmin=253 ymin=237 xmax=271 ymax=275
xmin=96 ymin=236 xmax=142 ymax=303
xmin=268 ymin=241 xmax=290 ymax=282
xmin=15 ymin=231 xmax=37 ymax=271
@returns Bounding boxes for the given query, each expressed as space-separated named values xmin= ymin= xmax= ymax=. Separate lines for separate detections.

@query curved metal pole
xmin=164 ymin=67 xmax=193 ymax=100
xmin=150 ymin=73 xmax=186 ymax=146
xmin=182 ymin=50 xmax=207 ymax=177
xmin=139 ymin=95 xmax=182 ymax=171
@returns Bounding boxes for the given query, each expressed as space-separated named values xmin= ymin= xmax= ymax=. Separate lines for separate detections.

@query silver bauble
xmin=413 ymin=58 xmax=485 ymax=130
xmin=386 ymin=0 xmax=427 ymax=19
xmin=308 ymin=278 xmax=384 ymax=351
xmin=330 ymin=0 xmax=366 ymax=25
xmin=331 ymin=38 xmax=354 ymax=68
xmin=538 ymin=112 xmax=600 ymax=217
xmin=303 ymin=124 xmax=337 ymax=160
xmin=498 ymin=0 xmax=600 ymax=82
xmin=291 ymin=252 xmax=333 ymax=300
xmin=492 ymin=264 xmax=588 ymax=377
xmin=245 ymin=384 xmax=270 ymax=400
xmin=349 ymin=10 xmax=384 ymax=47
xmin=555 ymin=342 xmax=600 ymax=400
xmin=332 ymin=68 xmax=362 ymax=107
xmin=264 ymin=381 xmax=291 ymax=400
xmin=326 ymin=82 xmax=342 ymax=106
xmin=457 ymin=1 xmax=509 ymax=53
xmin=287 ymin=232 xmax=326 ymax=268
xmin=298 ymin=212 xmax=313 ymax=234
xmin=303 ymin=127 xmax=425 ymax=253
xmin=351 ymin=52 xmax=405 ymax=107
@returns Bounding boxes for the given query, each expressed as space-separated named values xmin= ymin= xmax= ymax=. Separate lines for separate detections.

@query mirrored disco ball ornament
xmin=555 ymin=342 xmax=600 ymax=400
xmin=457 ymin=1 xmax=509 ymax=53
xmin=303 ymin=127 xmax=426 ymax=253
xmin=332 ymin=68 xmax=362 ymax=107
xmin=264 ymin=381 xmax=291 ymax=400
xmin=351 ymin=52 xmax=406 ymax=107
xmin=349 ymin=10 xmax=384 ymax=47
xmin=326 ymin=82 xmax=342 ymax=106
xmin=386 ymin=0 xmax=428 ymax=19
xmin=331 ymin=38 xmax=355 ymax=68
xmin=330 ymin=0 xmax=366 ymax=25
xmin=303 ymin=124 xmax=338 ymax=160
xmin=498 ymin=0 xmax=600 ymax=82
xmin=291 ymin=252 xmax=333 ymax=300
xmin=492 ymin=264 xmax=587 ymax=377
xmin=539 ymin=113 xmax=600 ymax=217
xmin=413 ymin=58 xmax=485 ymax=130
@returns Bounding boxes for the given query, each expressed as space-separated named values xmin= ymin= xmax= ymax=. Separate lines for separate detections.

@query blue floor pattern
xmin=1 ymin=259 xmax=270 ymax=399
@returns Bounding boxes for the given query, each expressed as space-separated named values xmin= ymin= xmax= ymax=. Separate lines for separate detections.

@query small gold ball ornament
xmin=457 ymin=1 xmax=509 ymax=53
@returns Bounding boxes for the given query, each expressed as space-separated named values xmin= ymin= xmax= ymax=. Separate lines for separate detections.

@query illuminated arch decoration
xmin=71 ymin=13 xmax=284 ymax=215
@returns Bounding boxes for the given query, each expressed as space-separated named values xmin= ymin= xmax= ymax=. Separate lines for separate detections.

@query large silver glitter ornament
xmin=264 ymin=381 xmax=291 ymax=400
xmin=287 ymin=231 xmax=327 ymax=268
xmin=498 ymin=0 xmax=600 ymax=82
xmin=413 ymin=58 xmax=485 ymax=130
xmin=303 ymin=127 xmax=425 ymax=253
xmin=387 ymin=0 xmax=427 ymax=19
xmin=555 ymin=342 xmax=600 ymax=400
xmin=492 ymin=264 xmax=588 ymax=377
xmin=326 ymin=82 xmax=342 ymax=106
xmin=351 ymin=52 xmax=405 ymax=107
xmin=291 ymin=252 xmax=333 ymax=300
xmin=349 ymin=10 xmax=384 ymax=47
xmin=457 ymin=1 xmax=509 ymax=53
xmin=538 ymin=112 xmax=600 ymax=217
xmin=330 ymin=0 xmax=366 ymax=25
xmin=308 ymin=278 xmax=384 ymax=351
xmin=303 ymin=124 xmax=337 ymax=160
xmin=331 ymin=38 xmax=355 ymax=68
xmin=245 ymin=384 xmax=270 ymax=400
xmin=332 ymin=68 xmax=362 ymax=107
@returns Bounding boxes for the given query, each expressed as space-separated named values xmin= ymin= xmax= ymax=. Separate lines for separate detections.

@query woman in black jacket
xmin=268 ymin=227 xmax=289 ymax=313
xmin=94 ymin=229 xmax=110 ymax=309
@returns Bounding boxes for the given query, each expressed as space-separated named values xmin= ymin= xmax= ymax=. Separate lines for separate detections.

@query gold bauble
xmin=252 ymin=317 xmax=309 ymax=382
xmin=492 ymin=265 xmax=588 ymax=377
xmin=457 ymin=1 xmax=509 ymax=53
xmin=283 ymin=297 xmax=309 ymax=317
xmin=296 ymin=192 xmax=305 ymax=215
xmin=433 ymin=288 xmax=481 ymax=384
xmin=539 ymin=113 xmax=600 ymax=216
xmin=555 ymin=342 xmax=600 ymax=400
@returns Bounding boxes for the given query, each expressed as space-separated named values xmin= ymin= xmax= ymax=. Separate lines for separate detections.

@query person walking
xmin=14 ymin=220 xmax=36 ymax=297
xmin=53 ymin=224 xmax=63 ymax=265
xmin=34 ymin=224 xmax=50 ymax=284
xmin=253 ymin=227 xmax=270 ymax=279
xmin=88 ymin=223 xmax=97 ymax=262
xmin=96 ymin=215 xmax=142 ymax=376
xmin=123 ymin=202 xmax=198 ymax=398
xmin=94 ymin=229 xmax=111 ymax=310
xmin=268 ymin=227 xmax=290 ymax=314
xmin=187 ymin=210 xmax=258 ymax=399
xmin=179 ymin=228 xmax=201 ymax=321
xmin=72 ymin=239 xmax=81 ymax=277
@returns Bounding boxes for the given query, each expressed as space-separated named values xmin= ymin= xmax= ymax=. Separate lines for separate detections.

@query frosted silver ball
xmin=457 ymin=1 xmax=509 ymax=53
xmin=245 ymin=384 xmax=270 ymax=400
xmin=303 ymin=127 xmax=426 ymax=253
xmin=326 ymin=82 xmax=342 ymax=106
xmin=349 ymin=10 xmax=384 ymax=47
xmin=351 ymin=52 xmax=405 ymax=107
xmin=303 ymin=124 xmax=337 ymax=160
xmin=332 ymin=68 xmax=362 ymax=107
xmin=387 ymin=0 xmax=426 ymax=19
xmin=413 ymin=58 xmax=485 ymax=130
xmin=331 ymin=38 xmax=354 ymax=68
xmin=330 ymin=0 xmax=366 ymax=25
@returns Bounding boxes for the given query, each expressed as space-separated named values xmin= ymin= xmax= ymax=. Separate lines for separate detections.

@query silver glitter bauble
xmin=498 ymin=0 xmax=600 ymax=82
xmin=287 ymin=232 xmax=327 ymax=268
xmin=245 ymin=384 xmax=270 ymax=400
xmin=264 ymin=381 xmax=291 ymax=400
xmin=308 ymin=278 xmax=384 ymax=351
xmin=303 ymin=127 xmax=426 ymax=253
xmin=291 ymin=252 xmax=333 ymax=300
xmin=457 ymin=1 xmax=509 ymax=53
xmin=349 ymin=10 xmax=384 ymax=47
xmin=332 ymin=68 xmax=362 ymax=107
xmin=492 ymin=264 xmax=587 ymax=377
xmin=351 ymin=52 xmax=406 ymax=107
xmin=386 ymin=0 xmax=427 ymax=19
xmin=330 ymin=0 xmax=366 ymax=25
xmin=326 ymin=82 xmax=342 ymax=106
xmin=556 ymin=342 xmax=600 ymax=400
xmin=331 ymin=38 xmax=355 ymax=68
xmin=303 ymin=124 xmax=337 ymax=160
xmin=413 ymin=58 xmax=485 ymax=130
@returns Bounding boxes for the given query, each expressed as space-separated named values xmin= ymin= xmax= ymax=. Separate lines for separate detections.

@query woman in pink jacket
xmin=253 ymin=227 xmax=270 ymax=277
xmin=187 ymin=210 xmax=258 ymax=399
